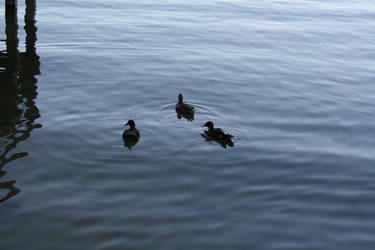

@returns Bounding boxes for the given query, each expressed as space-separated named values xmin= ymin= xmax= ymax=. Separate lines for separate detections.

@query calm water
xmin=1 ymin=0 xmax=375 ymax=249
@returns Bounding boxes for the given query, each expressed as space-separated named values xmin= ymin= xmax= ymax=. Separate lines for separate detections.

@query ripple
xmin=125 ymin=127 xmax=185 ymax=156
xmin=158 ymin=102 xmax=220 ymax=138
xmin=158 ymin=102 xmax=262 ymax=148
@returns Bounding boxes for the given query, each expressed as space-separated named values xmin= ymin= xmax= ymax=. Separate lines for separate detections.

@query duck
xmin=122 ymin=120 xmax=140 ymax=141
xmin=202 ymin=121 xmax=233 ymax=140
xmin=175 ymin=93 xmax=194 ymax=114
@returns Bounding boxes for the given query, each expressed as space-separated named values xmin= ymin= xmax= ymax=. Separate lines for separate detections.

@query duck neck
xmin=178 ymin=95 xmax=183 ymax=103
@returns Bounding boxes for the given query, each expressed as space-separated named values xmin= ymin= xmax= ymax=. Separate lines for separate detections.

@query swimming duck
xmin=122 ymin=120 xmax=140 ymax=141
xmin=202 ymin=121 xmax=233 ymax=140
xmin=175 ymin=94 xmax=194 ymax=114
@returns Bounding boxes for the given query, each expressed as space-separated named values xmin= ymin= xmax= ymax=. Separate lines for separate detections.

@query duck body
xmin=123 ymin=128 xmax=140 ymax=140
xmin=202 ymin=121 xmax=233 ymax=140
xmin=175 ymin=94 xmax=194 ymax=114
xmin=122 ymin=120 xmax=140 ymax=141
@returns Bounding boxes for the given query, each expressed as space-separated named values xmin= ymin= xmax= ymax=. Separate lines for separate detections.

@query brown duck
xmin=122 ymin=120 xmax=140 ymax=141
xmin=202 ymin=121 xmax=233 ymax=140
xmin=175 ymin=94 xmax=194 ymax=114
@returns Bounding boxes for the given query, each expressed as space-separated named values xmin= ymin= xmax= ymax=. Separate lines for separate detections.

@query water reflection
xmin=0 ymin=0 xmax=41 ymax=203
xmin=176 ymin=110 xmax=194 ymax=121
xmin=123 ymin=139 xmax=139 ymax=150
xmin=201 ymin=134 xmax=234 ymax=148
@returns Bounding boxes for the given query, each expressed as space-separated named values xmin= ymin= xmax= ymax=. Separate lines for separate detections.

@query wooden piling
xmin=5 ymin=0 xmax=18 ymax=8
xmin=5 ymin=0 xmax=19 ymax=71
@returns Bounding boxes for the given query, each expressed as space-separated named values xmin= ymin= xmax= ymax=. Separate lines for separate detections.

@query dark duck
xmin=175 ymin=94 xmax=195 ymax=121
xmin=202 ymin=121 xmax=234 ymax=148
xmin=123 ymin=120 xmax=140 ymax=141
xmin=175 ymin=94 xmax=194 ymax=114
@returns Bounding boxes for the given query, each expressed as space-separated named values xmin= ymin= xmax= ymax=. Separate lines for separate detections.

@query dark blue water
xmin=1 ymin=0 xmax=375 ymax=249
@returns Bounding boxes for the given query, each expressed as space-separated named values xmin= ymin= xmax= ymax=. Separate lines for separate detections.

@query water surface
xmin=1 ymin=0 xmax=375 ymax=249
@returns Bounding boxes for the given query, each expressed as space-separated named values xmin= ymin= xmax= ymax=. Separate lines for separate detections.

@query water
xmin=1 ymin=0 xmax=375 ymax=249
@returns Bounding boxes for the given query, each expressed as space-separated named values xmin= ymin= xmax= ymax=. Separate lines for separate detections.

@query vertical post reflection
xmin=20 ymin=0 xmax=41 ymax=125
xmin=0 ymin=0 xmax=41 ymax=203
xmin=1 ymin=0 xmax=20 ymax=121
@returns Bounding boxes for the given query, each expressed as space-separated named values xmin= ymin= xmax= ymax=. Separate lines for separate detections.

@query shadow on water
xmin=0 ymin=0 xmax=41 ymax=203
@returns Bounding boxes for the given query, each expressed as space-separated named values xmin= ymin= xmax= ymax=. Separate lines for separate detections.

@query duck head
xmin=125 ymin=120 xmax=136 ymax=129
xmin=202 ymin=121 xmax=214 ymax=130
xmin=178 ymin=93 xmax=183 ymax=103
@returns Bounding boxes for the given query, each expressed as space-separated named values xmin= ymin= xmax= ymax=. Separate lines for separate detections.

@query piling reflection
xmin=0 ymin=0 xmax=41 ymax=203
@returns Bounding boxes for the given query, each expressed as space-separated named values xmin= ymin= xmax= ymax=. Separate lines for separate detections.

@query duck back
xmin=176 ymin=102 xmax=194 ymax=113
xmin=123 ymin=128 xmax=140 ymax=140
xmin=205 ymin=128 xmax=233 ymax=140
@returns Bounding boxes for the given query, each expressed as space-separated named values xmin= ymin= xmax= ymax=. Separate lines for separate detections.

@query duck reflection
xmin=201 ymin=133 xmax=234 ymax=148
xmin=0 ymin=0 xmax=41 ymax=203
xmin=123 ymin=139 xmax=139 ymax=150
xmin=176 ymin=110 xmax=194 ymax=121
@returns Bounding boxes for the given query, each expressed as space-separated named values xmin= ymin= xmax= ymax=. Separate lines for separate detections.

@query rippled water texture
xmin=1 ymin=0 xmax=375 ymax=249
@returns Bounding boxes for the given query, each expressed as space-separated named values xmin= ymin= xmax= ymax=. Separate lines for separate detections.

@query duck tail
xmin=225 ymin=133 xmax=234 ymax=139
